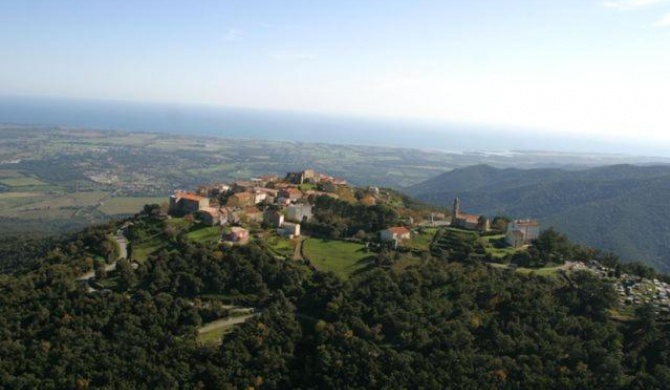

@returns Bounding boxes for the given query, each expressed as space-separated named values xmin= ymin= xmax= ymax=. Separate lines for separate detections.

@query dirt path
xmin=77 ymin=229 xmax=127 ymax=291
xmin=198 ymin=313 xmax=257 ymax=334
xmin=293 ymin=236 xmax=306 ymax=260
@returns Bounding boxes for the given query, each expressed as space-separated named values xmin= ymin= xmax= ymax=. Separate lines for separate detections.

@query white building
xmin=279 ymin=222 xmax=301 ymax=237
xmin=286 ymin=204 xmax=313 ymax=222
xmin=506 ymin=219 xmax=541 ymax=248
xmin=380 ymin=227 xmax=411 ymax=242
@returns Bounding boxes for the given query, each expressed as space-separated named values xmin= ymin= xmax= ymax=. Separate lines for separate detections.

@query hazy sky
xmin=2 ymin=1 xmax=670 ymax=144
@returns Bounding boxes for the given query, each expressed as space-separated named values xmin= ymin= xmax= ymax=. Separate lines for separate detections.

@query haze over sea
xmin=0 ymin=96 xmax=662 ymax=157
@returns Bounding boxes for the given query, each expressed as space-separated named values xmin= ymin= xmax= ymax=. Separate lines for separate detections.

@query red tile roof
xmin=176 ymin=191 xmax=207 ymax=202
xmin=458 ymin=213 xmax=480 ymax=224
xmin=388 ymin=227 xmax=410 ymax=235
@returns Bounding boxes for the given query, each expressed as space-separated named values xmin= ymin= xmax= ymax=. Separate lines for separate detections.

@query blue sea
xmin=0 ymin=95 xmax=655 ymax=156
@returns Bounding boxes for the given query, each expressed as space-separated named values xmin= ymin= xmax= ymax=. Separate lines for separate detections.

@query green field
xmin=406 ymin=227 xmax=437 ymax=251
xmin=132 ymin=236 xmax=166 ymax=262
xmin=15 ymin=192 xmax=108 ymax=209
xmin=0 ymin=177 xmax=48 ymax=187
xmin=482 ymin=234 xmax=520 ymax=259
xmin=0 ymin=191 xmax=110 ymax=219
xmin=187 ymin=226 xmax=222 ymax=245
xmin=98 ymin=196 xmax=166 ymax=215
xmin=132 ymin=218 xmax=211 ymax=260
xmin=197 ymin=325 xmax=233 ymax=346
xmin=266 ymin=236 xmax=296 ymax=258
xmin=516 ymin=266 xmax=563 ymax=277
xmin=0 ymin=192 xmax=46 ymax=210
xmin=303 ymin=238 xmax=372 ymax=279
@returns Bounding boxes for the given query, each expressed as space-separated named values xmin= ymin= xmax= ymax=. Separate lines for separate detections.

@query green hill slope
xmin=406 ymin=164 xmax=670 ymax=271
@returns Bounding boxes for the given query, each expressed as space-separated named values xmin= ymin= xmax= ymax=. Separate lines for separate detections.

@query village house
xmin=251 ymin=175 xmax=278 ymax=187
xmin=285 ymin=169 xmax=317 ymax=185
xmin=197 ymin=207 xmax=227 ymax=226
xmin=242 ymin=206 xmax=263 ymax=223
xmin=255 ymin=187 xmax=279 ymax=202
xmin=222 ymin=207 xmax=240 ymax=224
xmin=319 ymin=174 xmax=347 ymax=186
xmin=286 ymin=204 xmax=313 ymax=222
xmin=506 ymin=219 xmax=541 ymax=248
xmin=223 ymin=226 xmax=249 ymax=245
xmin=197 ymin=184 xmax=230 ymax=198
xmin=226 ymin=192 xmax=255 ymax=207
xmin=279 ymin=222 xmax=301 ymax=238
xmin=451 ymin=198 xmax=490 ymax=233
xmin=278 ymin=187 xmax=303 ymax=203
xmin=380 ymin=226 xmax=411 ymax=243
xmin=263 ymin=209 xmax=284 ymax=227
xmin=253 ymin=191 xmax=267 ymax=205
xmin=232 ymin=181 xmax=255 ymax=193
xmin=169 ymin=191 xmax=209 ymax=215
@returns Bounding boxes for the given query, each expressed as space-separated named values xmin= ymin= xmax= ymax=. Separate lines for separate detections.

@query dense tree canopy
xmin=1 ymin=213 xmax=670 ymax=388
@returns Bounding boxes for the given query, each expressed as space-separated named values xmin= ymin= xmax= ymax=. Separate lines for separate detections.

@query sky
xmin=1 ymin=1 xmax=670 ymax=146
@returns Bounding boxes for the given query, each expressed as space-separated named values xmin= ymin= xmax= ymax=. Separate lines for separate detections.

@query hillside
xmin=3 ymin=193 xmax=670 ymax=388
xmin=405 ymin=164 xmax=670 ymax=271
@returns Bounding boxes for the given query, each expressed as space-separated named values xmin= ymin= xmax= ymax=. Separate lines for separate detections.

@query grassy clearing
xmin=132 ymin=235 xmax=168 ymax=262
xmin=197 ymin=315 xmax=256 ymax=346
xmin=303 ymin=238 xmax=372 ymax=279
xmin=98 ymin=196 xmax=166 ymax=215
xmin=407 ymin=227 xmax=437 ymax=251
xmin=0 ymin=177 xmax=48 ymax=187
xmin=197 ymin=325 xmax=233 ymax=346
xmin=488 ymin=262 xmax=562 ymax=278
xmin=516 ymin=266 xmax=563 ymax=277
xmin=482 ymin=235 xmax=519 ymax=259
xmin=266 ymin=235 xmax=296 ymax=258
xmin=187 ymin=226 xmax=221 ymax=245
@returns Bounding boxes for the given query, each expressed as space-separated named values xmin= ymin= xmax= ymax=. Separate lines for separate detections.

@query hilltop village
xmin=163 ymin=170 xmax=667 ymax=314
xmin=165 ymin=169 xmax=539 ymax=250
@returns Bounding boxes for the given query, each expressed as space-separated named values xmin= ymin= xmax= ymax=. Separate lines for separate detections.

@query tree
xmin=532 ymin=227 xmax=572 ymax=263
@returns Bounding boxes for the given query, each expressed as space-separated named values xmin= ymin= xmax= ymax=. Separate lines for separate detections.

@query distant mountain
xmin=405 ymin=164 xmax=670 ymax=271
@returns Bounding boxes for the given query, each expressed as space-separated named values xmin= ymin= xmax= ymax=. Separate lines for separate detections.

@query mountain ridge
xmin=405 ymin=164 xmax=670 ymax=271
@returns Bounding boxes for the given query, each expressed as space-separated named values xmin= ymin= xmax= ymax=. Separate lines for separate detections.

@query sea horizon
xmin=0 ymin=95 xmax=667 ymax=159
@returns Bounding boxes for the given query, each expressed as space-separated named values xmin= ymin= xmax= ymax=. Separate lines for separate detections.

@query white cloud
xmin=653 ymin=12 xmax=670 ymax=25
xmin=224 ymin=28 xmax=242 ymax=42
xmin=603 ymin=0 xmax=668 ymax=10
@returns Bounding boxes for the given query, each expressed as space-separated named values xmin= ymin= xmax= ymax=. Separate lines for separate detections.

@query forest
xmin=2 ymin=208 xmax=670 ymax=389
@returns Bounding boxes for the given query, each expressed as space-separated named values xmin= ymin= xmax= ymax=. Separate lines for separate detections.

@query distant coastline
xmin=0 ymin=95 xmax=665 ymax=158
